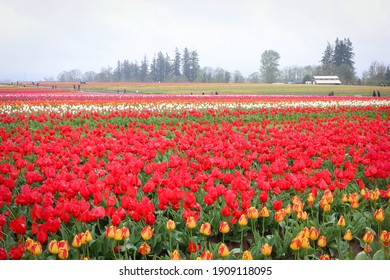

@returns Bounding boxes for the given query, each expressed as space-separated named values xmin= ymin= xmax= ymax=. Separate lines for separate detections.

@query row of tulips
xmin=0 ymin=94 xmax=389 ymax=260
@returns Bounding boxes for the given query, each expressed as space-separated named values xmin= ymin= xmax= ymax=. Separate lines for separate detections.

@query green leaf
xmin=372 ymin=250 xmax=386 ymax=260
xmin=355 ymin=251 xmax=368 ymax=260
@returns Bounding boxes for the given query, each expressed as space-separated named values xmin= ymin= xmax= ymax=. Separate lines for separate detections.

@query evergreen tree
xmin=321 ymin=42 xmax=333 ymax=65
xmin=319 ymin=38 xmax=356 ymax=83
xmin=333 ymin=37 xmax=354 ymax=68
xmin=139 ymin=56 xmax=148 ymax=82
xmin=182 ymin=48 xmax=190 ymax=81
xmin=113 ymin=60 xmax=122 ymax=82
xmin=165 ymin=53 xmax=172 ymax=78
xmin=156 ymin=52 xmax=166 ymax=82
xmin=123 ymin=60 xmax=131 ymax=81
xmin=150 ymin=55 xmax=157 ymax=82
xmin=173 ymin=48 xmax=181 ymax=76
xmin=188 ymin=50 xmax=200 ymax=82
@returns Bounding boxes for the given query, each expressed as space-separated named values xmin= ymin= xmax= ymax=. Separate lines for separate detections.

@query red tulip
xmin=9 ymin=216 xmax=27 ymax=235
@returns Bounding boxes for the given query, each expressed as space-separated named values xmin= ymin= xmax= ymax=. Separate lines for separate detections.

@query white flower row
xmin=1 ymin=98 xmax=389 ymax=115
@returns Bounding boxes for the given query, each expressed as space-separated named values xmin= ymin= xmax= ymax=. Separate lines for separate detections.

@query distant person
xmin=202 ymin=92 xmax=205 ymax=95
xmin=377 ymin=90 xmax=380 ymax=97
xmin=117 ymin=89 xmax=120 ymax=94
xmin=78 ymin=85 xmax=80 ymax=91
xmin=215 ymin=91 xmax=218 ymax=95
xmin=124 ymin=89 xmax=126 ymax=93
xmin=373 ymin=90 xmax=376 ymax=97
xmin=73 ymin=85 xmax=76 ymax=90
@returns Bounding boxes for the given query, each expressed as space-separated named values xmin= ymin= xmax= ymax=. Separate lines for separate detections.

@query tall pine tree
xmin=182 ymin=48 xmax=190 ymax=81
xmin=320 ymin=38 xmax=355 ymax=83
xmin=173 ymin=48 xmax=181 ymax=76
xmin=188 ymin=50 xmax=200 ymax=82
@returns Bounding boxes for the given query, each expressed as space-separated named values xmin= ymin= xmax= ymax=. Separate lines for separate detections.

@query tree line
xmin=56 ymin=39 xmax=390 ymax=85
xmin=58 ymin=47 xmax=201 ymax=83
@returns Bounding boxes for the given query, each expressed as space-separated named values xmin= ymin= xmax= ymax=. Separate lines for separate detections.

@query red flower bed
xmin=0 ymin=93 xmax=389 ymax=260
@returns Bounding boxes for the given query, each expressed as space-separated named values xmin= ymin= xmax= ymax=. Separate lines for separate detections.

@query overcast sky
xmin=1 ymin=0 xmax=389 ymax=81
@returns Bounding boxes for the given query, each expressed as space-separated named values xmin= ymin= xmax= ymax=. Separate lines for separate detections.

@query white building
xmin=313 ymin=76 xmax=341 ymax=85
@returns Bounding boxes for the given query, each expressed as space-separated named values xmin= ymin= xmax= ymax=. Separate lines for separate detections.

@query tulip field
xmin=0 ymin=86 xmax=389 ymax=260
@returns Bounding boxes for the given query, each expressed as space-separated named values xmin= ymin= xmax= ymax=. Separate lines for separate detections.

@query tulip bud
xmin=374 ymin=209 xmax=385 ymax=223
xmin=188 ymin=241 xmax=200 ymax=253
xmin=351 ymin=200 xmax=359 ymax=209
xmin=301 ymin=227 xmax=310 ymax=239
xmin=141 ymin=226 xmax=154 ymax=241
xmin=219 ymin=221 xmax=230 ymax=234
xmin=218 ymin=243 xmax=230 ymax=257
xmin=341 ymin=194 xmax=348 ymax=203
xmin=308 ymin=227 xmax=320 ymax=241
xmin=293 ymin=202 xmax=304 ymax=213
xmin=186 ymin=216 xmax=196 ymax=229
xmin=323 ymin=190 xmax=334 ymax=204
xmin=317 ymin=236 xmax=327 ymax=247
xmin=274 ymin=210 xmax=285 ymax=223
xmin=247 ymin=207 xmax=259 ymax=219
xmin=72 ymin=234 xmax=82 ymax=248
xmin=84 ymin=230 xmax=93 ymax=243
xmin=323 ymin=204 xmax=331 ymax=212
xmin=363 ymin=244 xmax=372 ymax=254
xmin=238 ymin=214 xmax=248 ymax=226
xmin=343 ymin=229 xmax=353 ymax=241
xmin=166 ymin=219 xmax=176 ymax=231
xmin=242 ymin=250 xmax=253 ymax=260
xmin=200 ymin=250 xmax=213 ymax=260
xmin=369 ymin=189 xmax=379 ymax=201
xmin=200 ymin=223 xmax=211 ymax=236
xmin=297 ymin=211 xmax=308 ymax=221
xmin=348 ymin=193 xmax=359 ymax=203
xmin=139 ymin=242 xmax=151 ymax=256
xmin=170 ymin=250 xmax=181 ymax=260
xmin=57 ymin=240 xmax=70 ymax=251
xmin=284 ymin=204 xmax=292 ymax=215
xmin=48 ymin=239 xmax=59 ymax=254
xmin=79 ymin=232 xmax=87 ymax=245
xmin=290 ymin=238 xmax=301 ymax=251
xmin=121 ymin=227 xmax=130 ymax=239
xmin=296 ymin=229 xmax=309 ymax=241
xmin=320 ymin=254 xmax=330 ymax=260
xmin=106 ymin=225 xmax=116 ymax=239
xmin=30 ymin=242 xmax=42 ymax=256
xmin=260 ymin=243 xmax=272 ymax=256
xmin=379 ymin=230 xmax=390 ymax=245
xmin=292 ymin=195 xmax=301 ymax=205
xmin=114 ymin=228 xmax=123 ymax=241
xmin=362 ymin=230 xmax=374 ymax=244
xmin=337 ymin=215 xmax=346 ymax=227
xmin=58 ymin=248 xmax=69 ymax=260
xmin=259 ymin=206 xmax=270 ymax=218
xmin=25 ymin=238 xmax=34 ymax=252
xmin=307 ymin=193 xmax=315 ymax=206
xmin=301 ymin=237 xmax=310 ymax=249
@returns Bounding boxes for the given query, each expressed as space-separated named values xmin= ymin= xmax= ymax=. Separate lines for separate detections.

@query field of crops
xmin=0 ymin=85 xmax=389 ymax=260
xmin=3 ymin=82 xmax=390 ymax=96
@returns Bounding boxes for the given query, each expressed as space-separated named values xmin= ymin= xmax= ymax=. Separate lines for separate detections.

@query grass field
xmin=6 ymin=82 xmax=390 ymax=96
